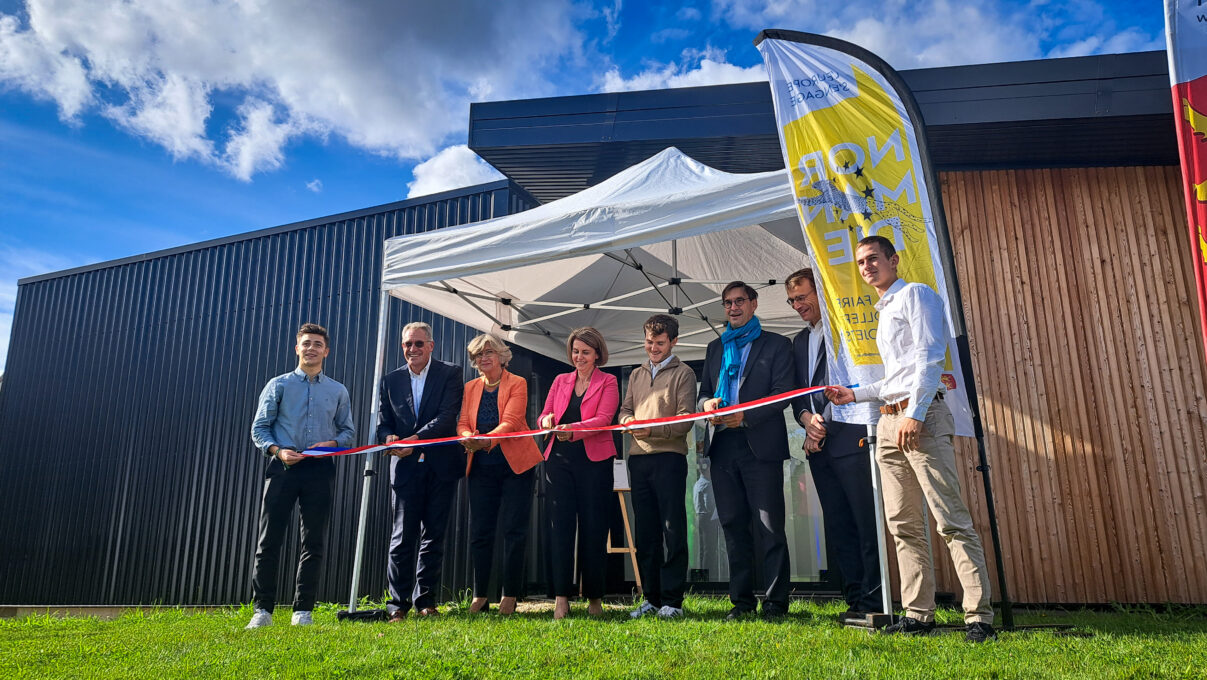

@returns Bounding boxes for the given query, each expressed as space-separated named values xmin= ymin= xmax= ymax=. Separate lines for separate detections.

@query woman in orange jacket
xmin=458 ymin=333 xmax=543 ymax=615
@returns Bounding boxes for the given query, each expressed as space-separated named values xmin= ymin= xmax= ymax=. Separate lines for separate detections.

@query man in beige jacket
xmin=618 ymin=314 xmax=698 ymax=619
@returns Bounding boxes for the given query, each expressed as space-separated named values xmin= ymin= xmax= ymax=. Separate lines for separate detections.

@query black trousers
xmin=468 ymin=462 xmax=535 ymax=598
xmin=387 ymin=464 xmax=458 ymax=612
xmin=810 ymin=450 xmax=882 ymax=612
xmin=710 ymin=429 xmax=791 ymax=611
xmin=545 ymin=449 xmax=612 ymax=598
xmin=629 ymin=452 xmax=688 ymax=609
xmin=251 ymin=456 xmax=335 ymax=613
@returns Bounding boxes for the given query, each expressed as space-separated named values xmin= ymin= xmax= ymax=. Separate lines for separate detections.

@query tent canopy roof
xmin=382 ymin=148 xmax=811 ymax=365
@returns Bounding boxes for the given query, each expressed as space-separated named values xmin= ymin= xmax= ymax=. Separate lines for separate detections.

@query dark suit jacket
xmin=378 ymin=359 xmax=466 ymax=483
xmin=697 ymin=328 xmax=795 ymax=462
xmin=791 ymin=329 xmax=867 ymax=459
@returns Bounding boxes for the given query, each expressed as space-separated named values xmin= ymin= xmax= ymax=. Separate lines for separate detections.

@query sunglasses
xmin=404 ymin=340 xmax=427 ymax=348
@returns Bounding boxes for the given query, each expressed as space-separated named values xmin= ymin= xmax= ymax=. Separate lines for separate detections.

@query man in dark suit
xmin=786 ymin=268 xmax=882 ymax=620
xmin=699 ymin=281 xmax=796 ymax=620
xmin=378 ymin=321 xmax=465 ymax=619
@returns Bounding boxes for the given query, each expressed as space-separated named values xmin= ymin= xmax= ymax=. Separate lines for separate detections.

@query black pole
xmin=755 ymin=28 xmax=1014 ymax=629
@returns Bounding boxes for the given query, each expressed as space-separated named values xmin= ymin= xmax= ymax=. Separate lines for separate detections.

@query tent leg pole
xmin=867 ymin=424 xmax=892 ymax=617
xmin=346 ymin=289 xmax=392 ymax=613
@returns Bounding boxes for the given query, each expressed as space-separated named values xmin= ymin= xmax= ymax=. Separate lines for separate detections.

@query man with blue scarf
xmin=699 ymin=281 xmax=796 ymax=621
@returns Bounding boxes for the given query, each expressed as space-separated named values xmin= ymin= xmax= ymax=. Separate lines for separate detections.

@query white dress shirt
xmin=409 ymin=359 xmax=431 ymax=416
xmin=804 ymin=319 xmax=823 ymax=385
xmin=852 ymin=278 xmax=947 ymax=421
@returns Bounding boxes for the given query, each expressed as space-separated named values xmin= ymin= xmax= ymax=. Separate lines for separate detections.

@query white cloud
xmin=711 ymin=0 xmax=1162 ymax=69
xmin=406 ymin=145 xmax=504 ymax=199
xmin=677 ymin=7 xmax=702 ymax=22
xmin=306 ymin=179 xmax=323 ymax=193
xmin=600 ymin=46 xmax=766 ymax=92
xmin=0 ymin=0 xmax=593 ymax=180
xmin=602 ymin=0 xmax=623 ymax=41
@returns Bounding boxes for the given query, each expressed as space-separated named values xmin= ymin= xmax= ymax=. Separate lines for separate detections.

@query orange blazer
xmin=458 ymin=370 xmax=543 ymax=476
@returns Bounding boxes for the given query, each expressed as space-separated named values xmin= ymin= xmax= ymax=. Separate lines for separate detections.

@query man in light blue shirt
xmin=246 ymin=323 xmax=356 ymax=629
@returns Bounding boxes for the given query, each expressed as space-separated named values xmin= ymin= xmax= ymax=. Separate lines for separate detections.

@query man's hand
xmin=702 ymin=397 xmax=727 ymax=425
xmin=803 ymin=435 xmax=823 ymax=455
xmin=277 ymin=447 xmax=304 ymax=466
xmin=385 ymin=434 xmax=417 ymax=458
xmin=718 ymin=411 xmax=743 ymax=428
xmin=896 ymin=418 xmax=925 ymax=452
xmin=825 ymin=386 xmax=855 ymax=405
xmin=801 ymin=412 xmax=827 ymax=441
xmin=621 ymin=416 xmax=651 ymax=439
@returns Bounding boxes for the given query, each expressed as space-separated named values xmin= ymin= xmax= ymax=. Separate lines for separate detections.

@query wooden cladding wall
xmin=932 ymin=166 xmax=1207 ymax=604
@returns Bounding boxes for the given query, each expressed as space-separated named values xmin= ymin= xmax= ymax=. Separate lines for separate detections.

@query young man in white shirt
xmin=827 ymin=235 xmax=996 ymax=643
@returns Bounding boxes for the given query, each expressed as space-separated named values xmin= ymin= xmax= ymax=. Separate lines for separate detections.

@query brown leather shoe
xmin=417 ymin=607 xmax=440 ymax=617
xmin=387 ymin=610 xmax=407 ymax=623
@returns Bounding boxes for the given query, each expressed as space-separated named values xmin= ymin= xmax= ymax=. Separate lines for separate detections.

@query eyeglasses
xmin=786 ymin=294 xmax=815 ymax=306
xmin=722 ymin=297 xmax=750 ymax=309
xmin=404 ymin=340 xmax=427 ymax=348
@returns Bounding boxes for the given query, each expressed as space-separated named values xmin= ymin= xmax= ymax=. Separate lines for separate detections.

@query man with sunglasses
xmin=699 ymin=281 xmax=796 ymax=621
xmin=378 ymin=322 xmax=465 ymax=620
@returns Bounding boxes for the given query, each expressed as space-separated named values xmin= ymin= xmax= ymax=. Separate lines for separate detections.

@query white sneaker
xmin=629 ymin=601 xmax=658 ymax=619
xmin=245 ymin=609 xmax=273 ymax=629
xmin=656 ymin=605 xmax=685 ymax=619
xmin=290 ymin=610 xmax=314 ymax=626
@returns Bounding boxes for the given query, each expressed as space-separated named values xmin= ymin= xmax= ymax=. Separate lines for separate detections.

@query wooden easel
xmin=607 ymin=487 xmax=642 ymax=590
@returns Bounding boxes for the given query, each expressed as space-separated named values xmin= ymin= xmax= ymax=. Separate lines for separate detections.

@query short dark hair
xmin=643 ymin=314 xmax=679 ymax=340
xmin=566 ymin=326 xmax=609 ymax=366
xmin=784 ymin=268 xmax=816 ymax=291
xmin=297 ymin=322 xmax=330 ymax=345
xmin=721 ymin=280 xmax=758 ymax=301
xmin=857 ymin=235 xmax=896 ymax=258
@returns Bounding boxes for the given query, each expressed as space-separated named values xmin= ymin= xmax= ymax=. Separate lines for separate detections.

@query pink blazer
xmin=539 ymin=369 xmax=619 ymax=462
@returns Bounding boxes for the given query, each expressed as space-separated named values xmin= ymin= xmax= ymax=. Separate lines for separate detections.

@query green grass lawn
xmin=2 ymin=597 xmax=1205 ymax=679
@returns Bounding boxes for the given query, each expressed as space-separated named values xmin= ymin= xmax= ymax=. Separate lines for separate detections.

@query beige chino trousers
xmin=877 ymin=398 xmax=993 ymax=624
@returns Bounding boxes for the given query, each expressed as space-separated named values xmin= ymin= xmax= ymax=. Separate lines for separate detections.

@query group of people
xmin=245 ymin=235 xmax=998 ymax=643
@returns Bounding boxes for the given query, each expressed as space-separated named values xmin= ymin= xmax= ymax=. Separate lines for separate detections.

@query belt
xmin=879 ymin=391 xmax=944 ymax=416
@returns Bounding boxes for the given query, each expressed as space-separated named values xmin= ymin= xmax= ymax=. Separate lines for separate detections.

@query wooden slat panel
xmin=923 ymin=166 xmax=1207 ymax=604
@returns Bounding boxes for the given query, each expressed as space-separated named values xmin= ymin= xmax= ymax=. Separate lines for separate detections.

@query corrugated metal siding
xmin=0 ymin=182 xmax=558 ymax=606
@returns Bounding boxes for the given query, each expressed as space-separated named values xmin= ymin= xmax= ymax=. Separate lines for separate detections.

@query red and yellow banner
xmin=1166 ymin=0 xmax=1207 ymax=361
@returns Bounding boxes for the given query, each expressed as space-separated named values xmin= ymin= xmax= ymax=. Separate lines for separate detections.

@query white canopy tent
xmin=380 ymin=147 xmax=812 ymax=364
xmin=344 ymin=147 xmax=839 ymax=613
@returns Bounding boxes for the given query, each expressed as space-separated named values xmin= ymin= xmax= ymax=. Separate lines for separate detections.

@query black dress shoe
xmin=881 ymin=616 xmax=935 ymax=635
xmin=760 ymin=604 xmax=788 ymax=621
xmin=965 ymin=622 xmax=997 ymax=643
xmin=724 ymin=606 xmax=756 ymax=622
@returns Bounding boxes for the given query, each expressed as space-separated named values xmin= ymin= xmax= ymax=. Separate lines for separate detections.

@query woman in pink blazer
xmin=538 ymin=326 xmax=619 ymax=619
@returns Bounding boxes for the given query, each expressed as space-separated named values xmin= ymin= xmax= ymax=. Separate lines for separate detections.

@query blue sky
xmin=0 ymin=0 xmax=1164 ymax=370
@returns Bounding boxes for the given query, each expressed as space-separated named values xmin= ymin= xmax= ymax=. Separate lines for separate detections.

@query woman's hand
xmin=554 ymin=424 xmax=573 ymax=441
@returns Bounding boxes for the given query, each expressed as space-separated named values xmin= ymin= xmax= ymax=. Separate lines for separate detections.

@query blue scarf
xmin=713 ymin=316 xmax=762 ymax=406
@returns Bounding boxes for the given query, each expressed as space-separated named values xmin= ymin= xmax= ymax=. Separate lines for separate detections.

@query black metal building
xmin=0 ymin=181 xmax=568 ymax=605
